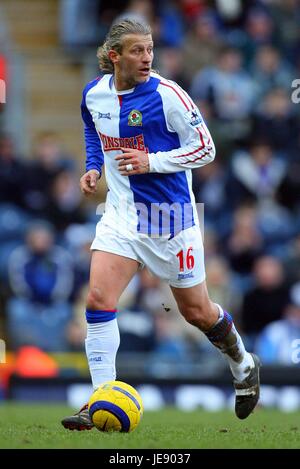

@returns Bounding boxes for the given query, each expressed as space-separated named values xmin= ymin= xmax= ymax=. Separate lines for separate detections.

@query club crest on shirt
xmin=184 ymin=108 xmax=202 ymax=127
xmin=128 ymin=109 xmax=142 ymax=126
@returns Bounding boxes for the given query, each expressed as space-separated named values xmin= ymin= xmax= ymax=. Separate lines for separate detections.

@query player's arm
xmin=148 ymin=84 xmax=216 ymax=173
xmin=80 ymin=84 xmax=104 ymax=195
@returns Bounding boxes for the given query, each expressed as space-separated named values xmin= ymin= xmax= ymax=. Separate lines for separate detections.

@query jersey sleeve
xmin=81 ymin=83 xmax=104 ymax=175
xmin=148 ymin=81 xmax=216 ymax=173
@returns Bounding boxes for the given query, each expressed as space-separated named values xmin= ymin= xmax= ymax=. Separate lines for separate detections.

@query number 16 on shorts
xmin=169 ymin=226 xmax=205 ymax=287
xmin=174 ymin=246 xmax=199 ymax=284
xmin=176 ymin=247 xmax=194 ymax=272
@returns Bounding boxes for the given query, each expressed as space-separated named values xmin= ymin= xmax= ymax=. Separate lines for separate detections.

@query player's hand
xmin=115 ymin=147 xmax=150 ymax=176
xmin=80 ymin=169 xmax=100 ymax=195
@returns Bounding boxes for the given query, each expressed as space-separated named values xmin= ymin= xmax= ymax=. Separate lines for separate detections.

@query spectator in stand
xmin=250 ymin=46 xmax=294 ymax=101
xmin=45 ymin=169 xmax=87 ymax=232
xmin=241 ymin=7 xmax=278 ymax=64
xmin=59 ymin=0 xmax=104 ymax=51
xmin=64 ymin=224 xmax=95 ymax=299
xmin=158 ymin=0 xmax=185 ymax=48
xmin=255 ymin=282 xmax=300 ymax=365
xmin=276 ymin=159 xmax=300 ymax=214
xmin=190 ymin=46 xmax=256 ymax=122
xmin=270 ymin=0 xmax=300 ymax=64
xmin=214 ymin=0 xmax=253 ymax=31
xmin=282 ymin=234 xmax=300 ymax=285
xmin=182 ymin=10 xmax=223 ymax=82
xmin=226 ymin=205 xmax=264 ymax=280
xmin=6 ymin=220 xmax=74 ymax=351
xmin=180 ymin=0 xmax=206 ymax=23
xmin=23 ymin=133 xmax=74 ymax=217
xmin=240 ymin=256 xmax=290 ymax=350
xmin=256 ymin=198 xmax=295 ymax=255
xmin=228 ymin=137 xmax=287 ymax=208
xmin=192 ymin=160 xmax=230 ymax=237
xmin=0 ymin=134 xmax=26 ymax=208
xmin=252 ymin=87 xmax=300 ymax=155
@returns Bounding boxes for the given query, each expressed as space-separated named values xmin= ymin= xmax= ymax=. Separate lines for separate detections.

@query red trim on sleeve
xmin=160 ymin=79 xmax=213 ymax=162
xmin=180 ymin=151 xmax=211 ymax=165
xmin=174 ymin=128 xmax=207 ymax=159
xmin=160 ymin=81 xmax=191 ymax=111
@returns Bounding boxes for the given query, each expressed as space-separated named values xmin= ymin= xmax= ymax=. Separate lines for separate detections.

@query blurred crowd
xmin=1 ymin=0 xmax=300 ymax=369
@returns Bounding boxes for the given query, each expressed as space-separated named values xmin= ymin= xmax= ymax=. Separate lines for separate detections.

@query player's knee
xmin=182 ymin=305 xmax=213 ymax=331
xmin=86 ymin=287 xmax=116 ymax=311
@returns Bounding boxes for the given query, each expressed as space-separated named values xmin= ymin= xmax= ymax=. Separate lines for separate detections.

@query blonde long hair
xmin=97 ymin=19 xmax=152 ymax=74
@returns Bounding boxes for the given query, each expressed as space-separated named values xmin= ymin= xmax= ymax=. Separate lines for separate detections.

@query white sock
xmin=85 ymin=319 xmax=120 ymax=390
xmin=214 ymin=304 xmax=254 ymax=382
xmin=225 ymin=326 xmax=255 ymax=382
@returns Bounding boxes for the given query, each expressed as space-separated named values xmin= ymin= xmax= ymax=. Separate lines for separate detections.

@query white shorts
xmin=91 ymin=222 xmax=206 ymax=288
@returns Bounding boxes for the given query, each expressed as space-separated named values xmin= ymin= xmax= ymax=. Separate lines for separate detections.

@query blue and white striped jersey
xmin=81 ymin=72 xmax=215 ymax=236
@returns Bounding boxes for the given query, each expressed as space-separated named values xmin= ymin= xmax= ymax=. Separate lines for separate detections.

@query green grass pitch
xmin=0 ymin=403 xmax=299 ymax=449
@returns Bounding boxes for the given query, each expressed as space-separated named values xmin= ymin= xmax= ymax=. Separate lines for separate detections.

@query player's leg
xmin=171 ymin=280 xmax=260 ymax=419
xmin=164 ymin=225 xmax=260 ymax=419
xmin=85 ymin=250 xmax=139 ymax=388
xmin=62 ymin=251 xmax=139 ymax=430
xmin=171 ymin=280 xmax=252 ymax=375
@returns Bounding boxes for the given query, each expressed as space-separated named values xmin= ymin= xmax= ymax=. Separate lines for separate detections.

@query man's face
xmin=113 ymin=34 xmax=154 ymax=88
